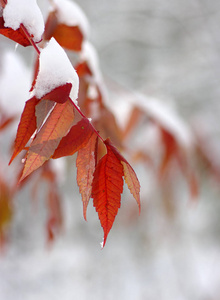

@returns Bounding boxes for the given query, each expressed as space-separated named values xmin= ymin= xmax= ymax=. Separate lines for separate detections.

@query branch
xmin=20 ymin=24 xmax=41 ymax=56
xmin=70 ymin=98 xmax=104 ymax=142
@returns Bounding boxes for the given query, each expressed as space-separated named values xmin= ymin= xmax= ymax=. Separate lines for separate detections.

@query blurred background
xmin=0 ymin=0 xmax=220 ymax=299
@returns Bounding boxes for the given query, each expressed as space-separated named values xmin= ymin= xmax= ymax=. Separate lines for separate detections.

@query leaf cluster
xmin=0 ymin=0 xmax=140 ymax=247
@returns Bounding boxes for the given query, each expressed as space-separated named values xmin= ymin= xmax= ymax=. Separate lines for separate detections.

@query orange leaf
xmin=19 ymin=99 xmax=75 ymax=182
xmin=92 ymin=145 xmax=124 ymax=247
xmin=44 ymin=11 xmax=83 ymax=51
xmin=52 ymin=24 xmax=83 ymax=51
xmin=121 ymin=161 xmax=141 ymax=213
xmin=104 ymin=139 xmax=141 ymax=213
xmin=9 ymin=97 xmax=39 ymax=165
xmin=76 ymin=132 xmax=97 ymax=221
xmin=0 ymin=17 xmax=31 ymax=47
xmin=75 ymin=61 xmax=92 ymax=77
xmin=52 ymin=117 xmax=94 ymax=158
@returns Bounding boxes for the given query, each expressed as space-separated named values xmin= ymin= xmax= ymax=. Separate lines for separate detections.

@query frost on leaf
xmin=76 ymin=132 xmax=97 ymax=220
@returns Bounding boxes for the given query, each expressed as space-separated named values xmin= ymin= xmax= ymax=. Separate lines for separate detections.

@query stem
xmin=18 ymin=10 xmax=102 ymax=143
xmin=20 ymin=24 xmax=41 ymax=56
xmin=70 ymin=97 xmax=104 ymax=142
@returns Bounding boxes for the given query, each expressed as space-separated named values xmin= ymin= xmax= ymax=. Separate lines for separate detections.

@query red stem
xmin=20 ymin=24 xmax=41 ymax=56
xmin=69 ymin=97 xmax=104 ymax=142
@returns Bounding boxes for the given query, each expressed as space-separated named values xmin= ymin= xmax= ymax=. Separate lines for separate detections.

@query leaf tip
xmin=83 ymin=209 xmax=87 ymax=221
xmin=8 ymin=151 xmax=17 ymax=165
xmin=8 ymin=157 xmax=13 ymax=166
xmin=138 ymin=202 xmax=141 ymax=215
xmin=100 ymin=237 xmax=106 ymax=249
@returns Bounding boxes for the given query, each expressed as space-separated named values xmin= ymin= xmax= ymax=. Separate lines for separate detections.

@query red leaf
xmin=92 ymin=144 xmax=124 ymax=247
xmin=76 ymin=132 xmax=97 ymax=220
xmin=19 ymin=99 xmax=75 ymax=182
xmin=75 ymin=61 xmax=92 ymax=77
xmin=41 ymin=83 xmax=72 ymax=103
xmin=104 ymin=139 xmax=141 ymax=213
xmin=9 ymin=97 xmax=39 ymax=165
xmin=0 ymin=17 xmax=31 ymax=47
xmin=52 ymin=118 xmax=94 ymax=158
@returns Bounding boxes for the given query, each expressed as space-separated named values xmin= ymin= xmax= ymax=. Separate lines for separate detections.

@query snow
xmin=106 ymin=94 xmax=134 ymax=130
xmin=52 ymin=0 xmax=90 ymax=38
xmin=80 ymin=41 xmax=102 ymax=84
xmin=33 ymin=38 xmax=79 ymax=103
xmin=80 ymin=41 xmax=108 ymax=103
xmin=3 ymin=0 xmax=44 ymax=43
xmin=87 ymin=84 xmax=98 ymax=100
xmin=133 ymin=94 xmax=193 ymax=149
xmin=0 ymin=50 xmax=31 ymax=115
xmin=50 ymin=158 xmax=66 ymax=184
xmin=100 ymin=240 xmax=104 ymax=249
xmin=0 ymin=192 xmax=220 ymax=300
